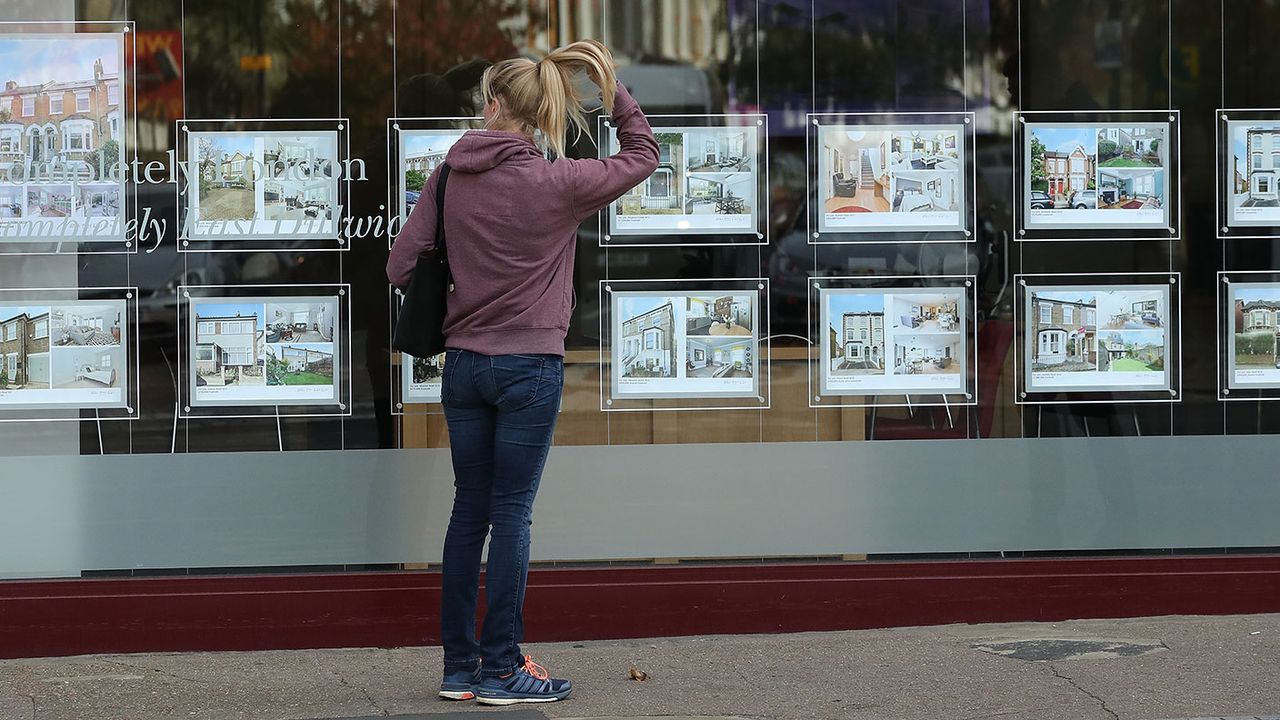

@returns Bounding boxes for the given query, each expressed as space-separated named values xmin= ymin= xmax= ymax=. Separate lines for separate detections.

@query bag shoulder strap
xmin=434 ymin=163 xmax=451 ymax=253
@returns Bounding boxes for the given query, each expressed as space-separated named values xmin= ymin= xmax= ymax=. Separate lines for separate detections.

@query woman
xmin=387 ymin=40 xmax=658 ymax=705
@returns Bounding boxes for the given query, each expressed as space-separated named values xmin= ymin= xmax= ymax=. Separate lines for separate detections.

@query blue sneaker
xmin=439 ymin=666 xmax=481 ymax=701
xmin=475 ymin=656 xmax=572 ymax=705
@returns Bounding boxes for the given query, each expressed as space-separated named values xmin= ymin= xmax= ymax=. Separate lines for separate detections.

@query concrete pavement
xmin=2 ymin=614 xmax=1280 ymax=720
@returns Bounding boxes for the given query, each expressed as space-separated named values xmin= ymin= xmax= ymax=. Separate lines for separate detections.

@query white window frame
xmin=1063 ymin=306 xmax=1074 ymax=324
xmin=33 ymin=319 xmax=47 ymax=339
xmin=21 ymin=96 xmax=34 ymax=117
xmin=75 ymin=91 xmax=89 ymax=113
xmin=1039 ymin=303 xmax=1052 ymax=324
xmin=49 ymin=94 xmax=63 ymax=115
xmin=107 ymin=82 xmax=119 ymax=105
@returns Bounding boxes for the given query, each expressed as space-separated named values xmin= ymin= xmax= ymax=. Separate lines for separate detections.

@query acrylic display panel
xmin=1217 ymin=109 xmax=1280 ymax=239
xmin=178 ymin=284 xmax=351 ymax=419
xmin=1014 ymin=111 xmax=1181 ymax=242
xmin=1015 ymin=273 xmax=1182 ymax=405
xmin=807 ymin=112 xmax=975 ymax=244
xmin=176 ymin=118 xmax=350 ymax=252
xmin=0 ymin=22 xmax=137 ymax=256
xmin=388 ymin=286 xmax=444 ymax=415
xmin=1218 ymin=272 xmax=1280 ymax=401
xmin=0 ymin=286 xmax=138 ymax=422
xmin=808 ymin=276 xmax=976 ymax=409
xmin=386 ymin=117 xmax=481 ymax=250
xmin=599 ymin=114 xmax=768 ymax=246
xmin=599 ymin=279 xmax=770 ymax=412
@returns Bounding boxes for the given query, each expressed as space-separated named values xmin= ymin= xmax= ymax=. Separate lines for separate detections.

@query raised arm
xmin=570 ymin=82 xmax=660 ymax=220
xmin=386 ymin=168 xmax=441 ymax=290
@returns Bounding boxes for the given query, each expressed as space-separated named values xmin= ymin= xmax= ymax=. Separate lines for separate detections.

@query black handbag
xmin=393 ymin=163 xmax=453 ymax=359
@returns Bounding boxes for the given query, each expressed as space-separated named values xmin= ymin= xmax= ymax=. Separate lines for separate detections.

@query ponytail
xmin=481 ymin=40 xmax=619 ymax=159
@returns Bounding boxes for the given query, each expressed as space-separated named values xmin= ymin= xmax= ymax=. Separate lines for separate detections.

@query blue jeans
xmin=439 ymin=349 xmax=563 ymax=677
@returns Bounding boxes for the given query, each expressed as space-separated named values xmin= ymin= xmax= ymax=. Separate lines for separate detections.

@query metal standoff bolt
xmin=1019 ymin=229 xmax=1027 ymax=236
xmin=184 ymin=406 xmax=191 ymax=412
xmin=1222 ymin=277 xmax=1230 ymax=285
xmin=122 ymin=25 xmax=130 ymax=32
xmin=337 ymin=124 xmax=344 ymax=130
xmin=126 ymin=292 xmax=134 ymax=299
xmin=605 ymin=285 xmax=612 ymax=292
xmin=339 ymin=289 xmax=346 ymax=295
xmin=183 ymin=291 xmax=191 ymax=298
xmin=603 ymin=235 xmax=611 ymax=242
xmin=604 ymin=121 xmax=612 ymax=128
xmin=756 ymin=232 xmax=764 ymax=239
xmin=127 ymin=407 xmax=134 ymax=413
xmin=814 ymin=395 xmax=821 ymax=402
xmin=1224 ymin=389 xmax=1231 ymax=396
xmin=757 ymin=284 xmax=765 ymax=290
xmin=181 ymin=125 xmax=189 ymax=132
xmin=1168 ymin=227 xmax=1176 ymax=234
xmin=125 ymin=240 xmax=133 ymax=248
xmin=396 ymin=402 xmax=403 ymax=409
xmin=1222 ymin=226 xmax=1230 ymax=233
xmin=337 ymin=238 xmax=345 ymax=245
xmin=964 ymin=116 xmax=971 ymax=124
xmin=392 ymin=123 xmax=400 ymax=130
xmin=811 ymin=118 xmax=819 ymax=126
xmin=965 ymin=280 xmax=973 ymax=287
xmin=1017 ymin=116 xmax=1026 ymax=124
xmin=1170 ymin=277 xmax=1177 ymax=284
xmin=1221 ymin=113 xmax=1229 ymax=121
xmin=964 ymin=229 xmax=972 ymax=237
xmin=812 ymin=232 xmax=820 ymax=239
xmin=813 ymin=282 xmax=821 ymax=289
xmin=965 ymin=393 xmax=973 ymax=400
xmin=606 ymin=399 xmax=613 ymax=406
xmin=1168 ymin=115 xmax=1175 ymax=122
xmin=758 ymin=396 xmax=766 ymax=403
xmin=1169 ymin=390 xmax=1177 ymax=397
xmin=395 ymin=288 xmax=403 ymax=296
xmin=1020 ymin=392 xmax=1027 ymax=398
xmin=339 ymin=403 xmax=347 ymax=410
xmin=757 ymin=119 xmax=763 ymax=126
xmin=182 ymin=240 xmax=190 ymax=247
xmin=1018 ymin=279 xmax=1027 ymax=287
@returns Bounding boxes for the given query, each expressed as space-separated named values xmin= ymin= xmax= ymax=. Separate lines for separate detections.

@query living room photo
xmin=890 ymin=292 xmax=962 ymax=333
xmin=685 ymin=337 xmax=753 ymax=379
xmin=821 ymin=128 xmax=895 ymax=214
xmin=685 ymin=294 xmax=752 ymax=337
xmin=50 ymin=303 xmax=123 ymax=347
xmin=684 ymin=128 xmax=753 ymax=174
xmin=892 ymin=334 xmax=963 ymax=376
xmin=1096 ymin=288 xmax=1167 ymax=330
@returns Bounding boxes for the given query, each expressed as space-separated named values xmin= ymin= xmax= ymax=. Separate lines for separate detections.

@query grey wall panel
xmin=3 ymin=436 xmax=1280 ymax=578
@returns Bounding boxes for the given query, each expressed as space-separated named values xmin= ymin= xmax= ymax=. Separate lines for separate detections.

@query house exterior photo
xmin=1043 ymin=145 xmax=1095 ymax=197
xmin=622 ymin=134 xmax=683 ymax=211
xmin=0 ymin=310 xmax=51 ymax=387
xmin=195 ymin=314 xmax=262 ymax=381
xmin=404 ymin=148 xmax=446 ymax=174
xmin=620 ymin=302 xmax=675 ymax=377
xmin=0 ymin=57 xmax=121 ymax=174
xmin=1031 ymin=295 xmax=1097 ymax=368
xmin=1246 ymin=128 xmax=1280 ymax=203
xmin=841 ymin=311 xmax=884 ymax=366
xmin=1237 ymin=299 xmax=1280 ymax=334
xmin=279 ymin=346 xmax=333 ymax=375
xmin=204 ymin=151 xmax=255 ymax=186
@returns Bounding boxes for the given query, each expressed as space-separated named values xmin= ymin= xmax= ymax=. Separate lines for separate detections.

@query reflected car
xmin=1029 ymin=191 xmax=1053 ymax=209
xmin=1069 ymin=190 xmax=1096 ymax=209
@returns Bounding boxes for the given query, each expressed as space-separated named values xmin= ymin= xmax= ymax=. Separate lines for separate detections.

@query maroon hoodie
xmin=387 ymin=83 xmax=659 ymax=357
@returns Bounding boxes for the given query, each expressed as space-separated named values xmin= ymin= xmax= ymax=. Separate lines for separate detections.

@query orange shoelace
xmin=522 ymin=656 xmax=549 ymax=681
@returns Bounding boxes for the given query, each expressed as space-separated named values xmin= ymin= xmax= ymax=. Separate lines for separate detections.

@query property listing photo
xmin=1230 ymin=123 xmax=1280 ymax=212
xmin=891 ymin=293 xmax=962 ymax=333
xmin=821 ymin=128 xmax=893 ymax=214
xmin=890 ymin=130 xmax=961 ymax=172
xmin=1029 ymin=126 xmax=1097 ymax=209
xmin=0 ymin=305 xmax=51 ymax=390
xmin=891 ymin=171 xmax=960 ymax=213
xmin=263 ymin=135 xmax=335 ymax=179
xmin=685 ymin=295 xmax=752 ymax=337
xmin=264 ymin=178 xmax=334 ymax=222
xmin=51 ymin=345 xmax=123 ymax=389
xmin=194 ymin=303 xmax=266 ymax=388
xmin=1233 ymin=288 xmax=1280 ymax=370
xmin=78 ymin=184 xmax=121 ymax=218
xmin=266 ymin=343 xmax=334 ymax=387
xmin=264 ymin=301 xmax=335 ymax=343
xmin=411 ymin=353 xmax=445 ymax=385
xmin=1029 ymin=291 xmax=1098 ymax=372
xmin=0 ymin=32 xmax=123 ymax=219
xmin=194 ymin=134 xmax=257 ymax=222
xmin=26 ymin=186 xmax=76 ymax=218
xmin=1098 ymin=168 xmax=1164 ymax=210
xmin=825 ymin=292 xmax=886 ymax=377
xmin=685 ymin=173 xmax=752 ymax=217
xmin=618 ymin=132 xmax=685 ymax=216
xmin=402 ymin=130 xmax=465 ymax=215
xmin=50 ymin=303 xmax=122 ymax=346
xmin=0 ymin=187 xmax=22 ymax=218
xmin=618 ymin=296 xmax=677 ymax=379
xmin=684 ymin=128 xmax=752 ymax=173
xmin=892 ymin=334 xmax=963 ymax=376
xmin=1097 ymin=126 xmax=1165 ymax=168
xmin=1097 ymin=289 xmax=1166 ymax=330
xmin=1097 ymin=330 xmax=1164 ymax=372
xmin=685 ymin=337 xmax=754 ymax=379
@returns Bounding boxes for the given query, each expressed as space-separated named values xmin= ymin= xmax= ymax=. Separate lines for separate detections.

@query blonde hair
xmin=480 ymin=39 xmax=618 ymax=158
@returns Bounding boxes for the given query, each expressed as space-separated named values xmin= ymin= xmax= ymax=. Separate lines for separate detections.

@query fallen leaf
xmin=629 ymin=666 xmax=649 ymax=681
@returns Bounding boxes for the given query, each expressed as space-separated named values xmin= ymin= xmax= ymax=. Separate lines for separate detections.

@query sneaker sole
xmin=475 ymin=693 xmax=570 ymax=706
xmin=438 ymin=690 xmax=476 ymax=701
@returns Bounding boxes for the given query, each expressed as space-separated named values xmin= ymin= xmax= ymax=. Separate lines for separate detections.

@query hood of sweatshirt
xmin=445 ymin=130 xmax=543 ymax=174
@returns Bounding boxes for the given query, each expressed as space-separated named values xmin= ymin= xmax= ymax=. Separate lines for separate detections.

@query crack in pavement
xmin=334 ymin=672 xmax=387 ymax=717
xmin=98 ymin=659 xmax=207 ymax=686
xmin=1047 ymin=663 xmax=1119 ymax=720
